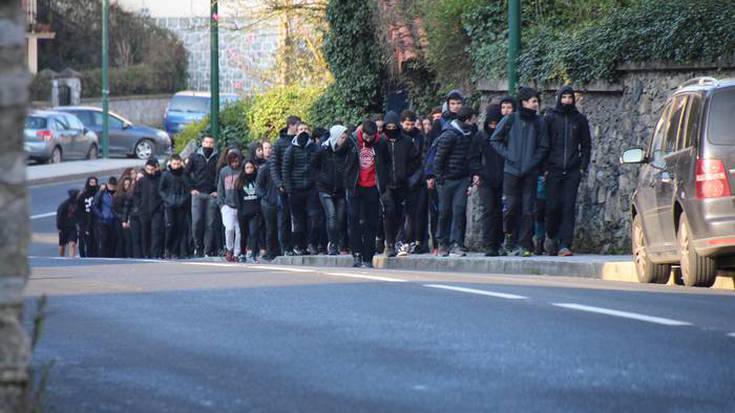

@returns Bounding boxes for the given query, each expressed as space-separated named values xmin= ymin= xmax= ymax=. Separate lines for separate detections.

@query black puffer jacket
xmin=344 ymin=130 xmax=390 ymax=192
xmin=159 ymin=167 xmax=191 ymax=208
xmin=256 ymin=160 xmax=278 ymax=207
xmin=313 ymin=141 xmax=349 ymax=196
xmin=433 ymin=120 xmax=480 ymax=183
xmin=185 ymin=147 xmax=218 ymax=193
xmin=543 ymin=85 xmax=592 ymax=174
xmin=270 ymin=128 xmax=294 ymax=190
xmin=490 ymin=108 xmax=550 ymax=177
xmin=133 ymin=172 xmax=163 ymax=218
xmin=282 ymin=135 xmax=318 ymax=193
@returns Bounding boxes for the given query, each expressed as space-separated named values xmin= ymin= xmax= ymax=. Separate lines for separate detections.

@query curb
xmin=27 ymin=166 xmax=139 ymax=186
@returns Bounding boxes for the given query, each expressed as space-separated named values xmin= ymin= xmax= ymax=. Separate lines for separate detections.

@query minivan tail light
xmin=36 ymin=130 xmax=53 ymax=141
xmin=696 ymin=159 xmax=731 ymax=199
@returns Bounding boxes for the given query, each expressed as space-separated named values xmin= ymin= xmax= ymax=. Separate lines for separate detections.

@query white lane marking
xmin=180 ymin=262 xmax=238 ymax=268
xmin=29 ymin=256 xmax=162 ymax=263
xmin=727 ymin=333 xmax=735 ymax=338
xmin=324 ymin=272 xmax=407 ymax=283
xmin=249 ymin=265 xmax=315 ymax=273
xmin=31 ymin=212 xmax=56 ymax=220
xmin=423 ymin=284 xmax=528 ymax=300
xmin=552 ymin=303 xmax=691 ymax=326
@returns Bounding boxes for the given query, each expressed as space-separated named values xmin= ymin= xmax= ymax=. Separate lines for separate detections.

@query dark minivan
xmin=621 ymin=77 xmax=735 ymax=287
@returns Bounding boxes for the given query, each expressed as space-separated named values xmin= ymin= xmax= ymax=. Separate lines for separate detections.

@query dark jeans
xmin=129 ymin=216 xmax=143 ymax=258
xmin=404 ymin=185 xmax=428 ymax=245
xmin=381 ymin=187 xmax=408 ymax=246
xmin=436 ymin=178 xmax=469 ymax=248
xmin=96 ymin=221 xmax=117 ymax=258
xmin=261 ymin=202 xmax=279 ymax=257
xmin=239 ymin=212 xmax=261 ymax=254
xmin=165 ymin=206 xmax=188 ymax=257
xmin=277 ymin=192 xmax=292 ymax=252
xmin=503 ymin=173 xmax=537 ymax=251
xmin=141 ymin=210 xmax=164 ymax=258
xmin=347 ymin=186 xmax=380 ymax=263
xmin=479 ymin=183 xmax=504 ymax=250
xmin=289 ymin=188 xmax=321 ymax=250
xmin=545 ymin=170 xmax=582 ymax=249
xmin=191 ymin=193 xmax=218 ymax=254
xmin=319 ymin=192 xmax=346 ymax=249
xmin=115 ymin=223 xmax=132 ymax=258
xmin=78 ymin=223 xmax=97 ymax=257
xmin=427 ymin=186 xmax=438 ymax=249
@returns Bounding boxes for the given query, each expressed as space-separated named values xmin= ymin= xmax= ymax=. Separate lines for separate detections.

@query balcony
xmin=22 ymin=0 xmax=55 ymax=74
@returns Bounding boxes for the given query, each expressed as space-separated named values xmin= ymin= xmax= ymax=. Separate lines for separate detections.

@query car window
xmin=108 ymin=115 xmax=124 ymax=129
xmin=53 ymin=117 xmax=69 ymax=131
xmin=679 ymin=94 xmax=703 ymax=150
xmin=169 ymin=96 xmax=209 ymax=113
xmin=71 ymin=111 xmax=93 ymax=126
xmin=663 ymin=95 xmax=687 ymax=154
xmin=92 ymin=112 xmax=104 ymax=127
xmin=649 ymin=102 xmax=672 ymax=157
xmin=25 ymin=116 xmax=47 ymax=129
xmin=65 ymin=115 xmax=85 ymax=130
xmin=707 ymin=88 xmax=735 ymax=145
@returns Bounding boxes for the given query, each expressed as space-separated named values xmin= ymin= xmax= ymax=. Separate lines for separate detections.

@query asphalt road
xmin=25 ymin=180 xmax=735 ymax=412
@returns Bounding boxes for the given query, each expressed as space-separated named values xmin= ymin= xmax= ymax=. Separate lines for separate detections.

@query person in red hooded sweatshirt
xmin=344 ymin=120 xmax=389 ymax=268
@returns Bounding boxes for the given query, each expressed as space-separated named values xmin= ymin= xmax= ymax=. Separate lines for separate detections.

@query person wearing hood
xmin=344 ymin=119 xmax=389 ymax=268
xmin=313 ymin=124 xmax=350 ymax=255
xmin=271 ymin=116 xmax=301 ymax=257
xmin=92 ymin=177 xmax=119 ymax=257
xmin=282 ymin=122 xmax=321 ymax=255
xmin=159 ymin=155 xmax=191 ymax=259
xmin=399 ymin=110 xmax=429 ymax=255
xmin=218 ymin=149 xmax=243 ymax=262
xmin=433 ymin=106 xmax=481 ymax=257
xmin=380 ymin=111 xmax=420 ymax=257
xmin=133 ymin=159 xmax=165 ymax=259
xmin=473 ymin=104 xmax=506 ymax=256
xmin=256 ymin=141 xmax=279 ymax=260
xmin=237 ymin=160 xmax=261 ymax=262
xmin=542 ymin=85 xmax=591 ymax=256
xmin=77 ymin=176 xmax=99 ymax=257
xmin=57 ymin=188 xmax=80 ymax=257
xmin=185 ymin=135 xmax=219 ymax=257
xmin=248 ymin=141 xmax=266 ymax=168
xmin=491 ymin=86 xmax=550 ymax=257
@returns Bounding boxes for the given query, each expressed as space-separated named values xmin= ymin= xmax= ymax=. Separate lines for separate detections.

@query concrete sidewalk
xmin=271 ymin=253 xmax=735 ymax=290
xmin=27 ymin=159 xmax=146 ymax=185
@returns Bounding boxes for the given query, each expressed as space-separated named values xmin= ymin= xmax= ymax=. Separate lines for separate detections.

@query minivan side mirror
xmin=123 ymin=122 xmax=131 ymax=130
xmin=620 ymin=148 xmax=646 ymax=165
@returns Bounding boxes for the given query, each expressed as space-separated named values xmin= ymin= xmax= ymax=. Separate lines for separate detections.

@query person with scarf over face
xmin=282 ymin=123 xmax=321 ymax=255
xmin=57 ymin=188 xmax=80 ymax=257
xmin=344 ymin=120 xmax=390 ymax=268
xmin=77 ymin=176 xmax=99 ymax=257
xmin=237 ymin=160 xmax=261 ymax=262
xmin=92 ymin=177 xmax=119 ymax=257
xmin=159 ymin=155 xmax=191 ymax=259
xmin=491 ymin=86 xmax=550 ymax=257
xmin=398 ymin=110 xmax=429 ymax=256
xmin=473 ymin=104 xmax=506 ymax=257
xmin=185 ymin=136 xmax=219 ymax=257
xmin=218 ymin=149 xmax=243 ymax=262
xmin=271 ymin=116 xmax=301 ymax=256
xmin=543 ymin=85 xmax=591 ymax=256
xmin=313 ymin=124 xmax=350 ymax=256
xmin=381 ymin=111 xmax=420 ymax=257
xmin=133 ymin=159 xmax=165 ymax=259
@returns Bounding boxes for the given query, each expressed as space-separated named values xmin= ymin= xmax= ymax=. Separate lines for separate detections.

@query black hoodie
xmin=543 ymin=85 xmax=592 ymax=174
xmin=473 ymin=104 xmax=505 ymax=187
xmin=159 ymin=165 xmax=191 ymax=208
xmin=57 ymin=189 xmax=80 ymax=232
xmin=271 ymin=127 xmax=294 ymax=190
xmin=76 ymin=177 xmax=99 ymax=229
xmin=383 ymin=111 xmax=420 ymax=189
xmin=133 ymin=170 xmax=164 ymax=218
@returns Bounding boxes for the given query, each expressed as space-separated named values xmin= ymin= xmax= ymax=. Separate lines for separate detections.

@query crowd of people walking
xmin=57 ymin=86 xmax=591 ymax=267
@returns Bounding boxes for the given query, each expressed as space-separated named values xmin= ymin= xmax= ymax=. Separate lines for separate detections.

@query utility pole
xmin=507 ymin=0 xmax=521 ymax=96
xmin=102 ymin=0 xmax=110 ymax=158
xmin=210 ymin=0 xmax=220 ymax=141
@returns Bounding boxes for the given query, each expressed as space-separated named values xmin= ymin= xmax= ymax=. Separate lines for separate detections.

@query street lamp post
xmin=507 ymin=0 xmax=521 ymax=96
xmin=102 ymin=0 xmax=110 ymax=158
xmin=210 ymin=0 xmax=220 ymax=142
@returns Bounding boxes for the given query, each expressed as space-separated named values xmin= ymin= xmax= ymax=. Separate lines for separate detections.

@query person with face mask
xmin=159 ymin=155 xmax=191 ymax=259
xmin=398 ymin=110 xmax=429 ymax=256
xmin=185 ymin=136 xmax=219 ymax=257
xmin=92 ymin=177 xmax=119 ymax=257
xmin=543 ymin=86 xmax=591 ymax=256
xmin=282 ymin=123 xmax=321 ymax=255
xmin=77 ymin=176 xmax=99 ymax=257
xmin=133 ymin=159 xmax=165 ymax=259
xmin=313 ymin=124 xmax=350 ymax=255
xmin=57 ymin=188 xmax=80 ymax=257
xmin=237 ymin=160 xmax=261 ymax=262
xmin=344 ymin=120 xmax=390 ymax=268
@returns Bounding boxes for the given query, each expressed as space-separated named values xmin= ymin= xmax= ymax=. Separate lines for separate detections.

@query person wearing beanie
xmin=185 ymin=135 xmax=219 ymax=257
xmin=57 ymin=188 xmax=80 ymax=257
xmin=344 ymin=119 xmax=389 ymax=268
xmin=380 ymin=111 xmax=420 ymax=257
xmin=472 ymin=104 xmax=506 ymax=256
xmin=92 ymin=176 xmax=119 ymax=258
xmin=159 ymin=154 xmax=191 ymax=259
xmin=312 ymin=124 xmax=350 ymax=255
xmin=399 ymin=109 xmax=429 ymax=256
xmin=271 ymin=115 xmax=301 ymax=257
xmin=490 ymin=86 xmax=550 ymax=257
xmin=433 ymin=106 xmax=481 ymax=257
xmin=282 ymin=122 xmax=321 ymax=256
xmin=542 ymin=85 xmax=591 ymax=256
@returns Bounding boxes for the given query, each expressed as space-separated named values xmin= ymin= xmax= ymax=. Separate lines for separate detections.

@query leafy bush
xmin=246 ymin=85 xmax=324 ymax=140
xmin=174 ymin=100 xmax=253 ymax=155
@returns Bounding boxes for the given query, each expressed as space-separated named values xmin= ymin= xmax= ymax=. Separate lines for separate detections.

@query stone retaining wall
xmin=81 ymin=94 xmax=171 ymax=128
xmin=473 ymin=63 xmax=735 ymax=254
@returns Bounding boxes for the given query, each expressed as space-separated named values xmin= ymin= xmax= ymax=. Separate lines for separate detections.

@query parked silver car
xmin=24 ymin=110 xmax=99 ymax=164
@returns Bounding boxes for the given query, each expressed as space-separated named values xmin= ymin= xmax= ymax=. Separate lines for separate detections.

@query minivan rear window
xmin=25 ymin=116 xmax=47 ymax=129
xmin=169 ymin=96 xmax=209 ymax=113
xmin=708 ymin=89 xmax=735 ymax=144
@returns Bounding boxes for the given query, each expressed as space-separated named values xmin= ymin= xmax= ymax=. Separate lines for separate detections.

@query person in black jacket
xmin=271 ymin=116 xmax=301 ymax=256
xmin=344 ymin=120 xmax=389 ymax=268
xmin=185 ymin=136 xmax=219 ymax=257
xmin=381 ymin=111 xmax=420 ymax=257
xmin=313 ymin=124 xmax=350 ymax=255
xmin=92 ymin=177 xmax=118 ymax=258
xmin=77 ymin=176 xmax=99 ymax=257
xmin=159 ymin=155 xmax=191 ymax=259
xmin=543 ymin=85 xmax=592 ymax=256
xmin=57 ymin=188 xmax=80 ymax=257
xmin=134 ymin=159 xmax=165 ymax=259
xmin=237 ymin=160 xmax=261 ymax=262
xmin=113 ymin=177 xmax=133 ymax=258
xmin=399 ymin=110 xmax=429 ymax=255
xmin=500 ymin=95 xmax=516 ymax=117
xmin=256 ymin=153 xmax=279 ymax=260
xmin=474 ymin=104 xmax=506 ymax=256
xmin=433 ymin=107 xmax=480 ymax=257
xmin=491 ymin=86 xmax=550 ymax=256
xmin=282 ymin=122 xmax=321 ymax=255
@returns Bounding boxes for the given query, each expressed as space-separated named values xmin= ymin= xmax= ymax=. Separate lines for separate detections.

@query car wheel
xmin=49 ymin=147 xmax=62 ymax=164
xmin=678 ymin=214 xmax=717 ymax=287
xmin=632 ymin=214 xmax=670 ymax=284
xmin=134 ymin=139 xmax=155 ymax=160
xmin=87 ymin=144 xmax=98 ymax=160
